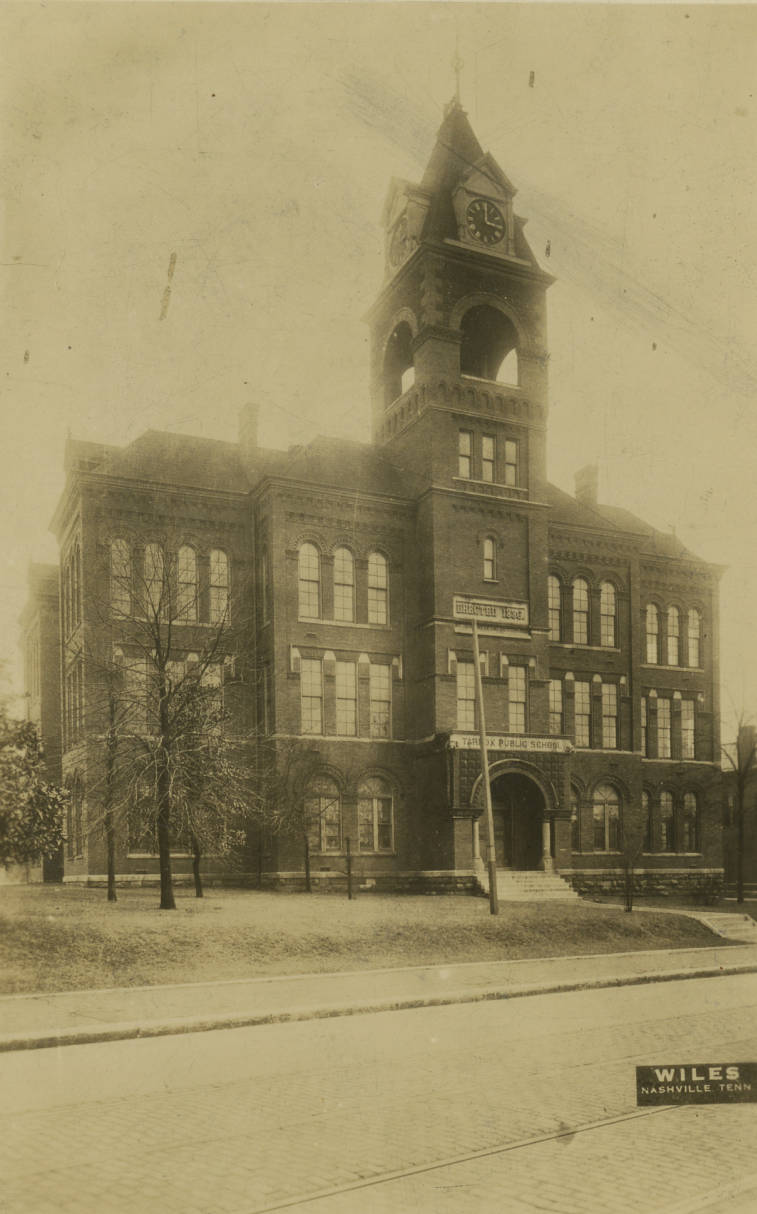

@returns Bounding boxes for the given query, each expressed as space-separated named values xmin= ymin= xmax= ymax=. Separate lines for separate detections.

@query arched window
xmin=592 ymin=783 xmax=620 ymax=852
xmin=143 ymin=543 xmax=164 ymax=616
xmin=688 ymin=609 xmax=701 ymax=667
xmin=660 ymin=791 xmax=674 ymax=852
xmin=298 ymin=543 xmax=320 ymax=619
xmin=460 ymin=305 xmax=518 ymax=384
xmin=367 ymin=552 xmax=388 ymax=625
xmin=667 ymin=606 xmax=680 ymax=666
xmin=209 ymin=549 xmax=229 ymax=624
xmin=110 ymin=539 xmax=131 ymax=616
xmin=570 ymin=787 xmax=580 ymax=852
xmin=383 ymin=322 xmax=414 ymax=407
xmin=572 ymin=578 xmax=589 ymax=645
xmin=645 ymin=604 xmax=660 ymax=664
xmin=483 ymin=537 xmax=496 ymax=581
xmin=682 ymin=793 xmax=698 ymax=852
xmin=304 ymin=775 xmax=342 ymax=854
xmin=177 ymin=546 xmax=198 ymax=623
xmin=642 ymin=790 xmax=652 ymax=851
xmin=72 ymin=542 xmax=81 ymax=627
xmin=333 ymin=547 xmax=355 ymax=621
xmin=599 ymin=582 xmax=616 ymax=648
xmin=548 ymin=576 xmax=561 ymax=641
xmin=358 ymin=775 xmax=394 ymax=853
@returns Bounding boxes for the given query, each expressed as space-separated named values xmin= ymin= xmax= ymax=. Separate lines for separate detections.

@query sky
xmin=1 ymin=2 xmax=756 ymax=741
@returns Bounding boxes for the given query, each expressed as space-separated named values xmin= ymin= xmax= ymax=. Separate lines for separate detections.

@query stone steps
xmin=476 ymin=869 xmax=580 ymax=903
xmin=694 ymin=912 xmax=757 ymax=943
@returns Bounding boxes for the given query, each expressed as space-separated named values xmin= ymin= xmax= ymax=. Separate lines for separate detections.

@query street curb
xmin=3 ymin=959 xmax=757 ymax=1054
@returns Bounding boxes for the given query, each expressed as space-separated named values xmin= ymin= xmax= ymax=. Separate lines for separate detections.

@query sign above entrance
xmin=449 ymin=733 xmax=573 ymax=754
xmin=452 ymin=595 xmax=529 ymax=628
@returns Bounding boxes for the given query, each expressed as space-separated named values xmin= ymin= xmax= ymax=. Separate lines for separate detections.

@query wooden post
xmin=472 ymin=617 xmax=498 ymax=915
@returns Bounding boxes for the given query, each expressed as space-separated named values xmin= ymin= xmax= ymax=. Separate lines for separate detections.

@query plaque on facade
xmin=449 ymin=733 xmax=573 ymax=754
xmin=452 ymin=595 xmax=529 ymax=626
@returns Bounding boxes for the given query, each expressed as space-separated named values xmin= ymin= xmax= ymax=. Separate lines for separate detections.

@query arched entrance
xmin=490 ymin=772 xmax=545 ymax=870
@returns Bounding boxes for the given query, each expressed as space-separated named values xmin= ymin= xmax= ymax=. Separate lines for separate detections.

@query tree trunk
xmin=104 ymin=707 xmax=117 ymax=903
xmin=191 ymin=833 xmax=203 ymax=898
xmin=156 ymin=706 xmax=175 ymax=909
xmin=257 ymin=825 xmax=263 ymax=889
xmin=737 ymin=778 xmax=745 ymax=904
xmin=303 ymin=833 xmax=311 ymax=893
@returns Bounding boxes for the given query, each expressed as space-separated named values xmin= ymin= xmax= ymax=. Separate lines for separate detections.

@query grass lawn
xmin=0 ymin=884 xmax=728 ymax=996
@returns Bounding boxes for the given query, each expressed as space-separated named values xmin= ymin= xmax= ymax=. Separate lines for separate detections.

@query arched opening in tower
xmin=383 ymin=322 xmax=415 ymax=407
xmin=460 ymin=305 xmax=519 ymax=385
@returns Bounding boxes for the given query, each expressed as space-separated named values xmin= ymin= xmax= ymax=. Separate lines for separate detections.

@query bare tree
xmin=83 ymin=526 xmax=254 ymax=909
xmin=722 ymin=717 xmax=757 ymax=905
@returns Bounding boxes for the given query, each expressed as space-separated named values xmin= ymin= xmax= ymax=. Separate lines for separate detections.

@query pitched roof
xmin=277 ymin=435 xmax=409 ymax=499
xmin=94 ymin=430 xmax=284 ymax=493
xmin=545 ymin=482 xmax=705 ymax=562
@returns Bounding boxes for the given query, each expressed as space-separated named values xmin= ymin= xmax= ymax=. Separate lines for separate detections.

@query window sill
xmin=297 ymin=616 xmax=392 ymax=630
xmin=641 ymin=663 xmax=704 ymax=672
xmin=550 ymin=643 xmax=621 ymax=653
xmin=452 ymin=476 xmax=526 ymax=494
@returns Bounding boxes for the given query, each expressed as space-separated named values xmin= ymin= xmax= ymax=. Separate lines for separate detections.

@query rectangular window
xmin=657 ymin=698 xmax=671 ymax=759
xmin=575 ymin=681 xmax=591 ymax=748
xmin=508 ymin=665 xmax=527 ymax=734
xmin=335 ymin=661 xmax=357 ymax=736
xmin=641 ymin=696 xmax=647 ymax=757
xmin=456 ymin=661 xmax=476 ymax=731
xmin=482 ymin=435 xmax=495 ymax=482
xmin=300 ymin=658 xmax=323 ymax=735
xmin=367 ymin=553 xmax=388 ymax=625
xmin=548 ymin=577 xmax=561 ymax=641
xmin=458 ymin=430 xmax=472 ymax=478
xmin=504 ymin=440 xmax=518 ymax=487
xmin=601 ymin=683 xmax=618 ymax=749
xmin=369 ymin=663 xmax=392 ymax=738
xmin=549 ymin=679 xmax=563 ymax=736
xmin=681 ymin=699 xmax=695 ymax=759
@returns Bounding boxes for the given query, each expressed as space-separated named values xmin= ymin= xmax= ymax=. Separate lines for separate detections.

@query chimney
xmin=238 ymin=402 xmax=259 ymax=467
xmin=574 ymin=463 xmax=598 ymax=507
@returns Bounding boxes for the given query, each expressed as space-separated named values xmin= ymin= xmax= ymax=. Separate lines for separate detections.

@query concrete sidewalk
xmin=2 ymin=942 xmax=757 ymax=1053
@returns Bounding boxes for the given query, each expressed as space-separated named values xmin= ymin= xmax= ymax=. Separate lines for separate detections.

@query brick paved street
xmin=1 ymin=973 xmax=756 ymax=1214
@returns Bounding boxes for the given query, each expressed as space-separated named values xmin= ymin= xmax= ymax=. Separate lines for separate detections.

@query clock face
xmin=389 ymin=215 xmax=409 ymax=266
xmin=466 ymin=198 xmax=506 ymax=246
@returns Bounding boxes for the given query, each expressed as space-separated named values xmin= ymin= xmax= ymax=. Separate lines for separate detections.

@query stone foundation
xmin=566 ymin=868 xmax=724 ymax=903
xmin=260 ymin=870 xmax=481 ymax=895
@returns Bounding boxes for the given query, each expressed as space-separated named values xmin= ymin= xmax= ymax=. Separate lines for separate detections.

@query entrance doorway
xmin=490 ymin=773 xmax=544 ymax=870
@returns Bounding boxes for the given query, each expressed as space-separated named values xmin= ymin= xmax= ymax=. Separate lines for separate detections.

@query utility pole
xmin=471 ymin=616 xmax=498 ymax=915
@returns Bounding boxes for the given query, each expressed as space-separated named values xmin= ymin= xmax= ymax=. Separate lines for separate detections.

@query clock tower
xmin=366 ymin=100 xmax=563 ymax=876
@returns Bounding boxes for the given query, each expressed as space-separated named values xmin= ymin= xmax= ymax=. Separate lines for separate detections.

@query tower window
xmin=641 ymin=696 xmax=648 ymax=756
xmin=300 ymin=658 xmax=323 ymax=735
xmin=642 ymin=791 xmax=652 ymax=851
xmin=369 ymin=663 xmax=392 ymax=738
xmin=504 ymin=440 xmax=518 ymax=487
xmin=482 ymin=435 xmax=495 ymax=482
xmin=383 ymin=322 xmax=414 ymax=407
xmin=305 ymin=776 xmax=342 ymax=853
xmin=572 ymin=578 xmax=589 ymax=645
xmin=110 ymin=539 xmax=131 ymax=616
xmin=335 ymin=661 xmax=357 ymax=736
xmin=508 ymin=665 xmax=527 ymax=734
xmin=458 ymin=430 xmax=472 ymax=478
xmin=483 ymin=537 xmax=496 ymax=581
xmin=456 ymin=661 xmax=475 ymax=731
xmin=460 ymin=305 xmax=518 ymax=385
xmin=358 ymin=776 xmax=394 ymax=853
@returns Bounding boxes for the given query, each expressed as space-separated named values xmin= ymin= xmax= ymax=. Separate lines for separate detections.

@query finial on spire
xmin=452 ymin=36 xmax=464 ymax=106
